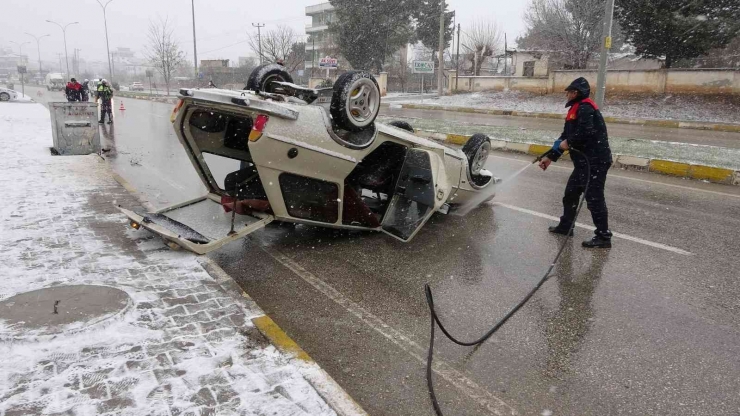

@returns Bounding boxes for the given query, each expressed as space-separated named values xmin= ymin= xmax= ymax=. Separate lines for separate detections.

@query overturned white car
xmin=120 ymin=65 xmax=496 ymax=254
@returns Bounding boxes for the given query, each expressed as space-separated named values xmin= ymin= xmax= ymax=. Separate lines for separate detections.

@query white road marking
xmin=492 ymin=202 xmax=694 ymax=256
xmin=490 ymin=154 xmax=740 ymax=199
xmin=255 ymin=242 xmax=519 ymax=416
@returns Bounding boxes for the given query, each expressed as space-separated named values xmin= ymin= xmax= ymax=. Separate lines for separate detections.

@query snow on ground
xmin=378 ymin=115 xmax=740 ymax=170
xmin=393 ymin=90 xmax=740 ymax=124
xmin=0 ymin=103 xmax=338 ymax=415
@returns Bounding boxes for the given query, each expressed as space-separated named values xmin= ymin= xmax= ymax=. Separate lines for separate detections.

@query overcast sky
xmin=3 ymin=0 xmax=527 ymax=65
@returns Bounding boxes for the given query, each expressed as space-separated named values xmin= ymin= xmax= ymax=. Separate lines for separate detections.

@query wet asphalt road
xmin=32 ymin=89 xmax=740 ymax=415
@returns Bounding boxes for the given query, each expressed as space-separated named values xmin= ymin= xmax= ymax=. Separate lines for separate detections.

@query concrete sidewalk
xmin=0 ymin=104 xmax=365 ymax=415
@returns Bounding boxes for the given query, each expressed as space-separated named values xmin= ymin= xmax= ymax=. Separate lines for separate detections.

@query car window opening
xmin=279 ymin=173 xmax=339 ymax=224
xmin=343 ymin=142 xmax=408 ymax=228
xmin=188 ymin=109 xmax=253 ymax=162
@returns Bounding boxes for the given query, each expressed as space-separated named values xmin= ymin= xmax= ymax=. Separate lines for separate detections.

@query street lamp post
xmin=192 ymin=0 xmax=199 ymax=79
xmin=96 ymin=0 xmax=114 ymax=84
xmin=25 ymin=33 xmax=50 ymax=82
xmin=46 ymin=20 xmax=79 ymax=80
xmin=10 ymin=41 xmax=30 ymax=95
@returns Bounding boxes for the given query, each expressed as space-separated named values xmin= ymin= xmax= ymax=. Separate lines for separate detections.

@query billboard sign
xmin=412 ymin=61 xmax=434 ymax=74
xmin=319 ymin=56 xmax=338 ymax=69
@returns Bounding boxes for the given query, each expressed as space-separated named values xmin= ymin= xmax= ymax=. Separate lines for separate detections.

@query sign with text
xmin=412 ymin=61 xmax=434 ymax=74
xmin=319 ymin=56 xmax=338 ymax=69
xmin=17 ymin=66 xmax=27 ymax=74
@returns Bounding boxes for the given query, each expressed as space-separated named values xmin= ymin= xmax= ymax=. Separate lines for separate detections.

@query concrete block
xmin=614 ymin=155 xmax=650 ymax=171
xmin=528 ymin=144 xmax=551 ymax=156
xmin=734 ymin=171 xmax=740 ymax=186
xmin=688 ymin=165 xmax=735 ymax=184
xmin=649 ymin=159 xmax=691 ymax=177
xmin=505 ymin=142 xmax=530 ymax=154
xmin=490 ymin=139 xmax=507 ymax=149
xmin=446 ymin=134 xmax=470 ymax=145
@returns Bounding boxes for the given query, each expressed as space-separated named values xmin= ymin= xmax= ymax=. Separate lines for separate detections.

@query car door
xmin=381 ymin=148 xmax=444 ymax=242
xmin=118 ymin=103 xmax=274 ymax=254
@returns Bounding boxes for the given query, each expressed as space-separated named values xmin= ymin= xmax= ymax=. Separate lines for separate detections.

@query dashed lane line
xmin=492 ymin=202 xmax=694 ymax=256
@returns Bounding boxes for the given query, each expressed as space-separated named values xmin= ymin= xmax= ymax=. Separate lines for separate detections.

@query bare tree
xmin=248 ymin=25 xmax=306 ymax=73
xmin=519 ymin=0 xmax=619 ymax=69
xmin=461 ymin=19 xmax=504 ymax=76
xmin=146 ymin=17 xmax=185 ymax=95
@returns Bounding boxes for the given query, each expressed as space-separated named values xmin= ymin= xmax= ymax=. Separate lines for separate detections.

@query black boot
xmin=548 ymin=224 xmax=574 ymax=236
xmin=582 ymin=234 xmax=612 ymax=248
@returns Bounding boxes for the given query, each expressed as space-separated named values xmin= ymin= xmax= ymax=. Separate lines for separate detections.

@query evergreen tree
xmin=329 ymin=0 xmax=419 ymax=72
xmin=615 ymin=0 xmax=740 ymax=68
xmin=414 ymin=0 xmax=454 ymax=56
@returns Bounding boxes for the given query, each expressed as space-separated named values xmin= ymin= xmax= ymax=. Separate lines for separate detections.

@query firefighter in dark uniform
xmin=539 ymin=77 xmax=613 ymax=248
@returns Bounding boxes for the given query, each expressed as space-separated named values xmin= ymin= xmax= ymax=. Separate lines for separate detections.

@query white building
xmin=305 ymin=2 xmax=338 ymax=72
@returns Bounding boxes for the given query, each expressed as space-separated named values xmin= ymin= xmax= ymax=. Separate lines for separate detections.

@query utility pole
xmin=437 ymin=0 xmax=445 ymax=96
xmin=26 ymin=33 xmax=50 ymax=80
xmin=252 ymin=23 xmax=265 ymax=64
xmin=96 ymin=0 xmax=114 ymax=84
xmin=455 ymin=24 xmax=460 ymax=91
xmin=191 ymin=0 xmax=198 ymax=79
xmin=57 ymin=53 xmax=63 ymax=73
xmin=504 ymin=33 xmax=507 ymax=75
xmin=46 ymin=20 xmax=78 ymax=79
xmin=595 ymin=0 xmax=615 ymax=108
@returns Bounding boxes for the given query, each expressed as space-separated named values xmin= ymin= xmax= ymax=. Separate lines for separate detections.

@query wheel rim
xmin=0 ymin=93 xmax=9 ymax=101
xmin=471 ymin=141 xmax=491 ymax=175
xmin=346 ymin=78 xmax=379 ymax=126
xmin=261 ymin=74 xmax=284 ymax=93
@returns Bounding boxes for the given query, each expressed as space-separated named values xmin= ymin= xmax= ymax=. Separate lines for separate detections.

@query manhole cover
xmin=0 ymin=285 xmax=131 ymax=338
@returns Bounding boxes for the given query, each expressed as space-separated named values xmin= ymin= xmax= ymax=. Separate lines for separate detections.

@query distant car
xmin=119 ymin=64 xmax=497 ymax=254
xmin=0 ymin=87 xmax=19 ymax=102
xmin=130 ymin=82 xmax=145 ymax=91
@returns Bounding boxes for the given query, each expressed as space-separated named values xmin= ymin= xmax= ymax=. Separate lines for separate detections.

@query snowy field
xmin=377 ymin=115 xmax=740 ymax=170
xmin=393 ymin=91 xmax=740 ymax=124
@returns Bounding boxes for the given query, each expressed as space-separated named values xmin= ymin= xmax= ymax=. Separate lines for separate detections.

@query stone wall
xmin=447 ymin=69 xmax=740 ymax=95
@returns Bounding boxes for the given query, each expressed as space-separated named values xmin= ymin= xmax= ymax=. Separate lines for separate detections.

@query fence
xmin=447 ymin=68 xmax=740 ymax=95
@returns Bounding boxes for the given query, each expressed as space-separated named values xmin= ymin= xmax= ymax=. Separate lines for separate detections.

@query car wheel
xmin=245 ymin=64 xmax=293 ymax=93
xmin=388 ymin=120 xmax=414 ymax=132
xmin=330 ymin=71 xmax=381 ymax=132
xmin=0 ymin=92 xmax=10 ymax=102
xmin=463 ymin=133 xmax=491 ymax=176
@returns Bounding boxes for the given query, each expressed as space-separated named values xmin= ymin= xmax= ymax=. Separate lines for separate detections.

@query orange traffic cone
xmin=119 ymin=101 xmax=126 ymax=111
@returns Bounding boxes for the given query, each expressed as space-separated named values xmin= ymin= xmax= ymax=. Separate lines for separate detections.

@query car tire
xmin=245 ymin=64 xmax=293 ymax=93
xmin=330 ymin=71 xmax=381 ymax=132
xmin=0 ymin=92 xmax=10 ymax=102
xmin=388 ymin=120 xmax=414 ymax=132
xmin=463 ymin=133 xmax=492 ymax=176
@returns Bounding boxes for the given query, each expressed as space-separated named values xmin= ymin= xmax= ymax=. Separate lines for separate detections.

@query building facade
xmin=305 ymin=2 xmax=339 ymax=74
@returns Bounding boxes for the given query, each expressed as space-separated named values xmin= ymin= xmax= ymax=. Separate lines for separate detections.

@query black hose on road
xmin=424 ymin=149 xmax=591 ymax=416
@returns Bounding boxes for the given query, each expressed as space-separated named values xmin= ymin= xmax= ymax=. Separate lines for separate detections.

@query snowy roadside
xmin=377 ymin=115 xmax=740 ymax=171
xmin=0 ymin=103 xmax=362 ymax=415
xmin=392 ymin=90 xmax=740 ymax=125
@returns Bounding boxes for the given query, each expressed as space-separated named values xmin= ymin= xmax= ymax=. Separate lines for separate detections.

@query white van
xmin=45 ymin=73 xmax=65 ymax=91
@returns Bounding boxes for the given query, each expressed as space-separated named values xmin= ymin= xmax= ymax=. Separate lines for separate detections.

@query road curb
xmin=200 ymin=259 xmax=369 ymax=416
xmin=110 ymin=171 xmax=368 ymax=416
xmin=415 ymin=130 xmax=740 ymax=186
xmin=116 ymin=91 xmax=178 ymax=105
xmin=392 ymin=102 xmax=740 ymax=133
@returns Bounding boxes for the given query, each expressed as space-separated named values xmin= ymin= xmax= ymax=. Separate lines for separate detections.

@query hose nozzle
xmin=533 ymin=150 xmax=551 ymax=164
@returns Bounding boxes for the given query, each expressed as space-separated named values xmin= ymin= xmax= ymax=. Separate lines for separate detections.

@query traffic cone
xmin=119 ymin=101 xmax=126 ymax=111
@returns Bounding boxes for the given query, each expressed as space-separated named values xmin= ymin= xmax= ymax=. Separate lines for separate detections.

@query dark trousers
xmin=100 ymin=100 xmax=112 ymax=123
xmin=561 ymin=161 xmax=611 ymax=237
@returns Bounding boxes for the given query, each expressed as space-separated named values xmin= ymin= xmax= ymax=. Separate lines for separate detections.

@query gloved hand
xmin=551 ymin=139 xmax=564 ymax=156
